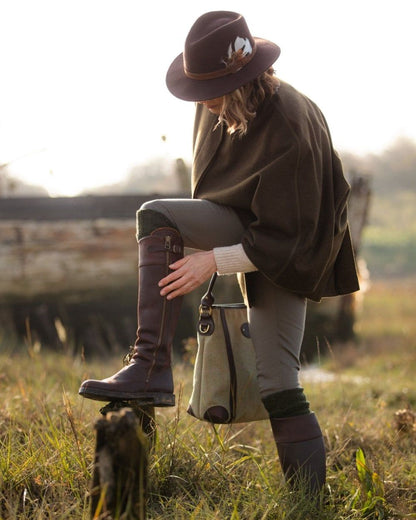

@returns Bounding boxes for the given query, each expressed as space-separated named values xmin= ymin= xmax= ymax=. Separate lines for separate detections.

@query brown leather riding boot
xmin=270 ymin=413 xmax=326 ymax=496
xmin=78 ymin=227 xmax=183 ymax=406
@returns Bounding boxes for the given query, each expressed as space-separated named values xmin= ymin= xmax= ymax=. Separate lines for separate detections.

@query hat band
xmin=184 ymin=46 xmax=257 ymax=81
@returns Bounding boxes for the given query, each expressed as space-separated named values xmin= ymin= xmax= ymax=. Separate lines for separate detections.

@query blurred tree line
xmin=2 ymin=135 xmax=414 ymax=200
xmin=341 ymin=137 xmax=416 ymax=279
xmin=342 ymin=136 xmax=416 ymax=196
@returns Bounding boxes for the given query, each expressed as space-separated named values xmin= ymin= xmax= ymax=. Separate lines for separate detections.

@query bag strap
xmin=201 ymin=272 xmax=217 ymax=305
xmin=198 ymin=273 xmax=238 ymax=422
xmin=219 ymin=307 xmax=237 ymax=421
xmin=198 ymin=273 xmax=218 ymax=335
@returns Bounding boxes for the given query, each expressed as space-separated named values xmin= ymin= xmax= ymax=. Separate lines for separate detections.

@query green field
xmin=1 ymin=279 xmax=415 ymax=519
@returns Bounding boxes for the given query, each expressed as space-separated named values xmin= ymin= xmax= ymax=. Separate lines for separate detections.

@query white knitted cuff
xmin=213 ymin=244 xmax=258 ymax=275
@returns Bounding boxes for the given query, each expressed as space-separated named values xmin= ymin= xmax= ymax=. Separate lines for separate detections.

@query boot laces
xmin=123 ymin=345 xmax=135 ymax=366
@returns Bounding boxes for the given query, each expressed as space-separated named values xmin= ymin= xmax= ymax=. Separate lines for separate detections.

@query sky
xmin=1 ymin=0 xmax=415 ymax=196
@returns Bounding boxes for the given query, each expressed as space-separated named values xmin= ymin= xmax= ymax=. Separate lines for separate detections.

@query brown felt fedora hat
xmin=166 ymin=11 xmax=281 ymax=101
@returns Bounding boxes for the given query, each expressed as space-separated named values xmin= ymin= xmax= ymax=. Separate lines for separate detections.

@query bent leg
xmin=79 ymin=199 xmax=246 ymax=404
xmin=139 ymin=199 xmax=246 ymax=249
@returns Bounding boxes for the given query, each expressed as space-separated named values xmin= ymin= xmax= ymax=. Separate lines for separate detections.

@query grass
xmin=1 ymin=279 xmax=416 ymax=519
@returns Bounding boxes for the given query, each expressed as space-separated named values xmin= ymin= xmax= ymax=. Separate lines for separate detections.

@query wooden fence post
xmin=90 ymin=407 xmax=150 ymax=520
xmin=336 ymin=174 xmax=372 ymax=341
xmin=99 ymin=402 xmax=156 ymax=444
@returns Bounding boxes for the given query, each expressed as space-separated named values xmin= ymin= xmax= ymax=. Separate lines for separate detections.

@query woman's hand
xmin=158 ymin=250 xmax=217 ymax=299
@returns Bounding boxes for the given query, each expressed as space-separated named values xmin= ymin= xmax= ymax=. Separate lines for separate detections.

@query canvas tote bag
xmin=187 ymin=273 xmax=269 ymax=424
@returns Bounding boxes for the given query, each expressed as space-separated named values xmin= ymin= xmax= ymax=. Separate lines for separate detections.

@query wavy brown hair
xmin=217 ymin=67 xmax=280 ymax=136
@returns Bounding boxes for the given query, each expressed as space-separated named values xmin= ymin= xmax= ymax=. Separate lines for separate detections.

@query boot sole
xmin=78 ymin=386 xmax=175 ymax=407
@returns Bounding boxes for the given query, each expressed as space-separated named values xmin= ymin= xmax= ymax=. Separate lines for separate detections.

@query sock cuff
xmin=136 ymin=208 xmax=178 ymax=240
xmin=262 ymin=388 xmax=310 ymax=418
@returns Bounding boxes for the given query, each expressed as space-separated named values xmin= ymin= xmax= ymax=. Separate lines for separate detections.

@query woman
xmin=79 ymin=11 xmax=359 ymax=496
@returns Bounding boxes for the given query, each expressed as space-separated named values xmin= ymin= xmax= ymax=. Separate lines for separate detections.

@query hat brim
xmin=166 ymin=38 xmax=281 ymax=102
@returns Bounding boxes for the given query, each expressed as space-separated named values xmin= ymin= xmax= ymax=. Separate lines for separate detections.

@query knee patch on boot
xmin=136 ymin=208 xmax=178 ymax=240
xmin=262 ymin=388 xmax=310 ymax=419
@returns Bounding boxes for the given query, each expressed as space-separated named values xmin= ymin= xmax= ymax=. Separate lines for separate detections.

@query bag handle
xmin=198 ymin=273 xmax=218 ymax=335
xmin=201 ymin=272 xmax=217 ymax=306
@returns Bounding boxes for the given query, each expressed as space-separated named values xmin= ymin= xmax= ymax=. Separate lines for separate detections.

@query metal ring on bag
xmin=199 ymin=322 xmax=212 ymax=334
xmin=198 ymin=304 xmax=212 ymax=318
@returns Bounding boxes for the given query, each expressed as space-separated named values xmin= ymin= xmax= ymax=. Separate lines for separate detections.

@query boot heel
xmin=128 ymin=393 xmax=176 ymax=407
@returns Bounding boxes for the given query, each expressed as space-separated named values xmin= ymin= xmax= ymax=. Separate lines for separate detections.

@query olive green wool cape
xmin=192 ymin=81 xmax=359 ymax=303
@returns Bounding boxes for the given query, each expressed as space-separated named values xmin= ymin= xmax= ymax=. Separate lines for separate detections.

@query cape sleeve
xmin=240 ymin=117 xmax=352 ymax=298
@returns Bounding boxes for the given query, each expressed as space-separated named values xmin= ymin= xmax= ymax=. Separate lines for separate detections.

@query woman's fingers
xmin=159 ymin=268 xmax=203 ymax=298
xmin=158 ymin=251 xmax=217 ymax=298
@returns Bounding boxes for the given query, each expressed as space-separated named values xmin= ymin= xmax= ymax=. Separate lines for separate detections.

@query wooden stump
xmin=99 ymin=402 xmax=157 ymax=444
xmin=90 ymin=408 xmax=149 ymax=520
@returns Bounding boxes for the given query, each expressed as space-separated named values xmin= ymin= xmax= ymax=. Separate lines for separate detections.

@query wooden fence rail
xmin=0 ymin=178 xmax=370 ymax=358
